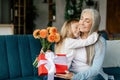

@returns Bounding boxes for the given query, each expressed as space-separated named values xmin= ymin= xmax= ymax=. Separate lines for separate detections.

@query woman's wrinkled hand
xmin=55 ymin=71 xmax=73 ymax=80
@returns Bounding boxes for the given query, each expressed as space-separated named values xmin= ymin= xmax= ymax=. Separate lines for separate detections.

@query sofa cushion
xmin=0 ymin=36 xmax=9 ymax=79
xmin=6 ymin=35 xmax=23 ymax=78
xmin=103 ymin=40 xmax=120 ymax=67
xmin=0 ymin=35 xmax=42 ymax=79
xmin=103 ymin=67 xmax=120 ymax=80
xmin=7 ymin=76 xmax=44 ymax=80
xmin=28 ymin=35 xmax=42 ymax=75
xmin=114 ymin=75 xmax=120 ymax=80
xmin=103 ymin=67 xmax=120 ymax=75
xmin=102 ymin=40 xmax=120 ymax=80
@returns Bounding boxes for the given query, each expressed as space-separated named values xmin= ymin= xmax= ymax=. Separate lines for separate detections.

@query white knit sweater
xmin=59 ymin=32 xmax=98 ymax=68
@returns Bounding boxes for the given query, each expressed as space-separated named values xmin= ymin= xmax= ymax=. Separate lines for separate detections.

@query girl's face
xmin=79 ymin=12 xmax=93 ymax=33
xmin=71 ymin=22 xmax=80 ymax=38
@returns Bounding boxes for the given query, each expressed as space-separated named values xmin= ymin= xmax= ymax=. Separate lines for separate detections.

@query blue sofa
xmin=0 ymin=35 xmax=120 ymax=80
xmin=0 ymin=35 xmax=44 ymax=80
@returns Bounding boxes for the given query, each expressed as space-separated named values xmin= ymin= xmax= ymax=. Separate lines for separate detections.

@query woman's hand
xmin=55 ymin=71 xmax=73 ymax=80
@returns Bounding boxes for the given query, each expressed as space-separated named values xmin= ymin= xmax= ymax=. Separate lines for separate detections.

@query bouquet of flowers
xmin=32 ymin=26 xmax=60 ymax=67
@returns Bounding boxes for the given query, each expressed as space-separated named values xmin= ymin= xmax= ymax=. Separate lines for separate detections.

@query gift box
xmin=37 ymin=53 xmax=48 ymax=76
xmin=37 ymin=53 xmax=68 ymax=76
xmin=54 ymin=54 xmax=68 ymax=74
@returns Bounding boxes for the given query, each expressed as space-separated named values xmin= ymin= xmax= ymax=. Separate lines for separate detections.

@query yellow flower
xmin=33 ymin=29 xmax=40 ymax=39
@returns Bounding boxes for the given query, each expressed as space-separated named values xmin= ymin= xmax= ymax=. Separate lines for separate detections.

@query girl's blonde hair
xmin=55 ymin=19 xmax=79 ymax=53
xmin=60 ymin=19 xmax=79 ymax=43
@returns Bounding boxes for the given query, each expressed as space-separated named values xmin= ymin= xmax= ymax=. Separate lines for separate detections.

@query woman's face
xmin=79 ymin=12 xmax=93 ymax=33
xmin=71 ymin=22 xmax=80 ymax=38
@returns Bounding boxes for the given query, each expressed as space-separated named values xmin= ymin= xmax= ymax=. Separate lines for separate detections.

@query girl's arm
xmin=65 ymin=32 xmax=98 ymax=49
xmin=72 ymin=37 xmax=107 ymax=80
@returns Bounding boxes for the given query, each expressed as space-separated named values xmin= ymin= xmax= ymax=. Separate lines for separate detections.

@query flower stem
xmin=32 ymin=57 xmax=38 ymax=68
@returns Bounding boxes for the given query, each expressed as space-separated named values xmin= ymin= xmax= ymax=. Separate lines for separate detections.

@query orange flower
xmin=47 ymin=34 xmax=55 ymax=42
xmin=32 ymin=27 xmax=60 ymax=52
xmin=54 ymin=33 xmax=60 ymax=42
xmin=40 ymin=29 xmax=48 ymax=38
xmin=49 ymin=27 xmax=57 ymax=34
xmin=33 ymin=26 xmax=61 ymax=68
xmin=47 ymin=27 xmax=51 ymax=32
xmin=33 ymin=29 xmax=40 ymax=39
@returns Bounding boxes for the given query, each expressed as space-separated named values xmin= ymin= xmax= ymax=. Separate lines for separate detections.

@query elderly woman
xmin=56 ymin=8 xmax=108 ymax=80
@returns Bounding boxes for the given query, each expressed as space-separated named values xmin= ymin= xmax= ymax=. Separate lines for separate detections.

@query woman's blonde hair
xmin=55 ymin=19 xmax=79 ymax=53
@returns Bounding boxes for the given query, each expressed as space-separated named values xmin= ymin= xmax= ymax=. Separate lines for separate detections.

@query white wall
xmin=99 ymin=0 xmax=107 ymax=30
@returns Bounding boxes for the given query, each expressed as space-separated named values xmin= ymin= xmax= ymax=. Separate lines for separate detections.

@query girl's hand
xmin=55 ymin=71 xmax=73 ymax=80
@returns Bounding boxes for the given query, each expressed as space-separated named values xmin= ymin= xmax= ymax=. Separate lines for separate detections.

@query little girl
xmin=55 ymin=19 xmax=99 ymax=68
